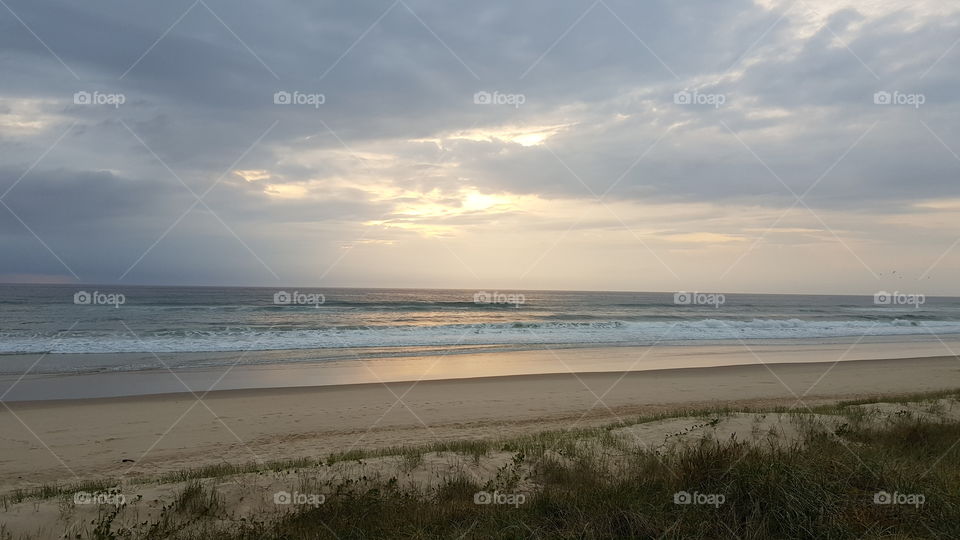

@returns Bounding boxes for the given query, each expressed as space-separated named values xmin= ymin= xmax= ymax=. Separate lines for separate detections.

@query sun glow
xmin=914 ymin=198 xmax=960 ymax=211
xmin=234 ymin=169 xmax=272 ymax=182
xmin=363 ymin=188 xmax=521 ymax=237
xmin=0 ymin=98 xmax=62 ymax=134
xmin=263 ymin=183 xmax=309 ymax=199
xmin=415 ymin=123 xmax=572 ymax=148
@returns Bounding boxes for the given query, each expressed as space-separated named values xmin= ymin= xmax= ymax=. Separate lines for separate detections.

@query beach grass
xmin=9 ymin=389 xmax=960 ymax=539
xmin=109 ymin=418 xmax=960 ymax=539
xmin=0 ymin=478 xmax=119 ymax=511
xmin=58 ymin=391 xmax=960 ymax=538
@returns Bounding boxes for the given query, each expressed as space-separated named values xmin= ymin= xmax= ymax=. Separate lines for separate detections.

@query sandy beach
xmin=3 ymin=336 xmax=957 ymax=401
xmin=2 ymin=352 xmax=958 ymax=492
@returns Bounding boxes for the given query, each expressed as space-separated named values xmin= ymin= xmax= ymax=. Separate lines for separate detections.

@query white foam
xmin=1 ymin=318 xmax=959 ymax=354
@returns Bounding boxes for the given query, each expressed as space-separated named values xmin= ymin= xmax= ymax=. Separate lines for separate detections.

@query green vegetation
xmin=8 ymin=390 xmax=960 ymax=538
xmin=0 ymin=478 xmax=118 ymax=511
xmin=211 ymin=418 xmax=960 ymax=539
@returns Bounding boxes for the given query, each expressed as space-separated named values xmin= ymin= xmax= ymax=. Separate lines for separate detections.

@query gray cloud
xmin=1 ymin=0 xmax=959 ymax=287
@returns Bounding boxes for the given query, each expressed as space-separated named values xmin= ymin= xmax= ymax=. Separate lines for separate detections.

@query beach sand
xmin=2 ymin=352 xmax=958 ymax=492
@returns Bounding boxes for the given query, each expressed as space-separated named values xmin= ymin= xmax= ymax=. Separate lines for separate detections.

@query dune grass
xmin=10 ymin=390 xmax=960 ymax=538
xmin=78 ymin=392 xmax=960 ymax=538
xmin=205 ymin=419 xmax=960 ymax=539
xmin=0 ymin=478 xmax=119 ymax=511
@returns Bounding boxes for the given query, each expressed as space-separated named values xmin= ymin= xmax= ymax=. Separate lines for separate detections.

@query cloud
xmin=1 ymin=0 xmax=960 ymax=291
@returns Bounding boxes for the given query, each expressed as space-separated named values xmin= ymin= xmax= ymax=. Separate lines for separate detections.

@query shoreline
xmin=3 ymin=353 xmax=958 ymax=406
xmin=2 ymin=353 xmax=959 ymax=490
xmin=4 ymin=337 xmax=960 ymax=401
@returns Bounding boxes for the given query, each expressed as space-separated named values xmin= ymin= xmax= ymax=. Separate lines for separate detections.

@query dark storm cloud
xmin=0 ymin=164 xmax=386 ymax=283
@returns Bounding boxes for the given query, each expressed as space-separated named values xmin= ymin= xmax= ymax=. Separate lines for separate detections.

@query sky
xmin=1 ymin=0 xmax=959 ymax=295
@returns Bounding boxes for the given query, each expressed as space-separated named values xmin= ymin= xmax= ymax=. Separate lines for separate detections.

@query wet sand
xmin=1 ymin=352 xmax=958 ymax=491
xmin=3 ymin=337 xmax=959 ymax=400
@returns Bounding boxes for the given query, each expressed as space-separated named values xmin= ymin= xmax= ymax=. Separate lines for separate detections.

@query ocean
xmin=1 ymin=284 xmax=959 ymax=376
